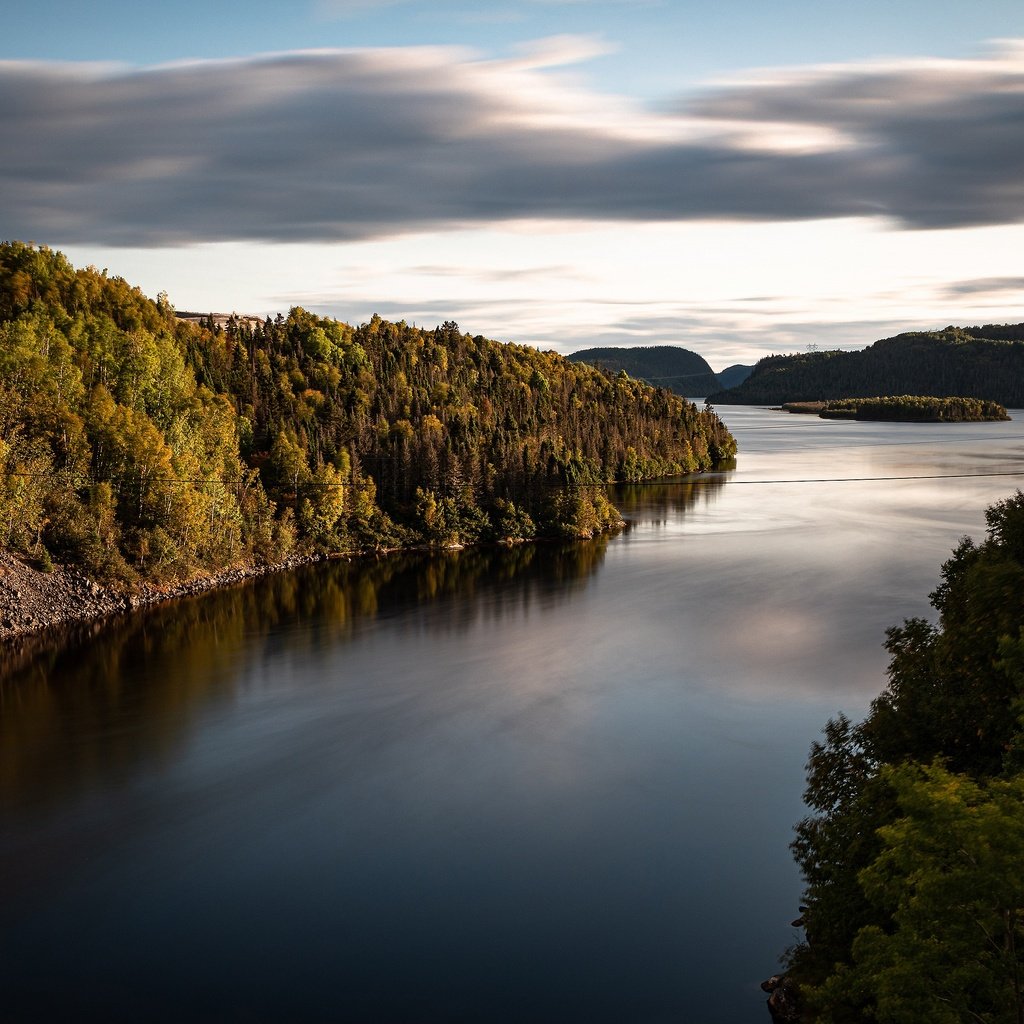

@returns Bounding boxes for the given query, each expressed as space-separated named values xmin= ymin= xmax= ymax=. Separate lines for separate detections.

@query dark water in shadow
xmin=2 ymin=408 xmax=1024 ymax=1023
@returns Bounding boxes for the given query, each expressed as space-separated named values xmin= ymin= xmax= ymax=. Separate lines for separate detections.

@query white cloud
xmin=2 ymin=39 xmax=1024 ymax=248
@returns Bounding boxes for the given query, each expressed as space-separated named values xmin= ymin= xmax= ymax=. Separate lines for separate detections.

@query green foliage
xmin=808 ymin=764 xmax=1024 ymax=1024
xmin=712 ymin=329 xmax=1024 ymax=406
xmin=490 ymin=498 xmax=536 ymax=542
xmin=0 ymin=241 xmax=736 ymax=580
xmin=790 ymin=491 xmax=1024 ymax=1022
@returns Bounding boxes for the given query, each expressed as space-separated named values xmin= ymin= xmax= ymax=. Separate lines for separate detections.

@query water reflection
xmin=0 ymin=539 xmax=627 ymax=819
xmin=0 ymin=471 xmax=733 ymax=830
xmin=612 ymin=473 xmax=727 ymax=527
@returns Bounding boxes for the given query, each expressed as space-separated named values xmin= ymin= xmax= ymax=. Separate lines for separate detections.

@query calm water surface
xmin=3 ymin=407 xmax=1024 ymax=1023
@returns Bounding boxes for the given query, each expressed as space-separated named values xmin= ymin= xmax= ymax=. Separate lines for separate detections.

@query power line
xmin=624 ymin=470 xmax=1024 ymax=486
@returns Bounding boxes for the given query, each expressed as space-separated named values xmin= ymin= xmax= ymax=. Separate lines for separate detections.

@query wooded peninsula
xmin=0 ymin=242 xmax=735 ymax=596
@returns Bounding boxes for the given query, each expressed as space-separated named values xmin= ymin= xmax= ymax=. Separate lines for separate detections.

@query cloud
xmin=403 ymin=262 xmax=586 ymax=282
xmin=2 ymin=40 xmax=1024 ymax=246
xmin=280 ymin=275 xmax=923 ymax=364
xmin=942 ymin=276 xmax=1024 ymax=297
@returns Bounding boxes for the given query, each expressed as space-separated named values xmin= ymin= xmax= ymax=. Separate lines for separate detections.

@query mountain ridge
xmin=568 ymin=345 xmax=753 ymax=397
xmin=708 ymin=327 xmax=1024 ymax=406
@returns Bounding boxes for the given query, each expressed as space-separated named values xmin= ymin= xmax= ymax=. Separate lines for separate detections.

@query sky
xmin=3 ymin=1 xmax=1024 ymax=369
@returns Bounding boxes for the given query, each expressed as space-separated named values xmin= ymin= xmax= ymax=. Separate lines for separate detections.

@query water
xmin=3 ymin=407 xmax=1024 ymax=1023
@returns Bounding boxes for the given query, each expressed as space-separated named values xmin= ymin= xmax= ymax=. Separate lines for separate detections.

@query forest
xmin=784 ymin=491 xmax=1024 ymax=1023
xmin=0 ymin=242 xmax=735 ymax=586
xmin=710 ymin=328 xmax=1024 ymax=407
xmin=780 ymin=396 xmax=1010 ymax=422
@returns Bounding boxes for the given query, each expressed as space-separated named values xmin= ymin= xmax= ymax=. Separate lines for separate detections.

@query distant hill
xmin=567 ymin=346 xmax=721 ymax=397
xmin=707 ymin=326 xmax=1024 ymax=406
xmin=716 ymin=363 xmax=755 ymax=390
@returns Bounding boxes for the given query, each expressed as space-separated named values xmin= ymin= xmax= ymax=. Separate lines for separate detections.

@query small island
xmin=780 ymin=395 xmax=1010 ymax=422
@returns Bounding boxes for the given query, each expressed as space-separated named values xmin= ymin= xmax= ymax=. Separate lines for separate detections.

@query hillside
xmin=567 ymin=345 xmax=721 ymax=397
xmin=716 ymin=363 xmax=755 ymax=390
xmin=708 ymin=327 xmax=1024 ymax=406
xmin=0 ymin=242 xmax=735 ymax=589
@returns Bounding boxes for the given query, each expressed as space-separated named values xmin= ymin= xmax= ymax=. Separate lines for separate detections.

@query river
xmin=2 ymin=406 xmax=1024 ymax=1023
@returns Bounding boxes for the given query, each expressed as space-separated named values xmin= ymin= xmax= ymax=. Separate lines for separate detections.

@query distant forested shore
xmin=781 ymin=395 xmax=1010 ymax=422
xmin=567 ymin=345 xmax=753 ymax=398
xmin=567 ymin=345 xmax=721 ymax=397
xmin=0 ymin=242 xmax=734 ymax=613
xmin=710 ymin=327 xmax=1024 ymax=407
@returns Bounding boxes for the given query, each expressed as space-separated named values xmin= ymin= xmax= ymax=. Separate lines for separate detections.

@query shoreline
xmin=0 ymin=549 xmax=325 ymax=644
xmin=0 ymin=520 xmax=628 ymax=645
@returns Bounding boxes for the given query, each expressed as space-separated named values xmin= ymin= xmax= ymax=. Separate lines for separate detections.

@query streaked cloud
xmin=942 ymin=276 xmax=1024 ymax=297
xmin=2 ymin=39 xmax=1023 ymax=246
xmin=404 ymin=262 xmax=587 ymax=283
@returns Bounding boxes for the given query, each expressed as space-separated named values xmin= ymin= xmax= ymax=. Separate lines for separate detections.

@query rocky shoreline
xmin=0 ymin=550 xmax=322 ymax=643
xmin=0 ymin=518 xmax=629 ymax=645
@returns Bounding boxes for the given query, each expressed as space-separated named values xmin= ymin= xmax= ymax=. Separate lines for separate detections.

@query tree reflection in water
xmin=0 ymin=535 xmax=631 ymax=816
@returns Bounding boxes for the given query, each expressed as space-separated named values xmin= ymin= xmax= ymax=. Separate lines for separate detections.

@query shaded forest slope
xmin=708 ymin=327 xmax=1024 ymax=406
xmin=568 ymin=345 xmax=722 ymax=397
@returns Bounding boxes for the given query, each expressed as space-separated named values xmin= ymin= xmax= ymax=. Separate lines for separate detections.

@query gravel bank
xmin=0 ymin=551 xmax=320 ymax=642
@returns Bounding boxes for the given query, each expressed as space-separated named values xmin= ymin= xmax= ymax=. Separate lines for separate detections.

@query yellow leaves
xmin=7 ymin=269 xmax=34 ymax=310
xmin=299 ymin=462 xmax=346 ymax=543
xmin=88 ymin=482 xmax=118 ymax=546
xmin=269 ymin=430 xmax=310 ymax=494
xmin=389 ymin=419 xmax=415 ymax=442
xmin=420 ymin=414 xmax=444 ymax=437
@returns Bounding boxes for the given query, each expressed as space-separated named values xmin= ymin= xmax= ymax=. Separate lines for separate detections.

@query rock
xmin=761 ymin=974 xmax=801 ymax=1023
xmin=0 ymin=548 xmax=334 ymax=642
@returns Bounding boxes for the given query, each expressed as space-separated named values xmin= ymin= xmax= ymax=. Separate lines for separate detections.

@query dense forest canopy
xmin=787 ymin=491 xmax=1024 ymax=1023
xmin=0 ymin=242 xmax=735 ymax=585
xmin=567 ymin=345 xmax=722 ymax=397
xmin=709 ymin=329 xmax=1024 ymax=407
